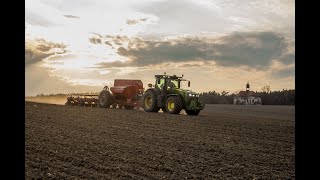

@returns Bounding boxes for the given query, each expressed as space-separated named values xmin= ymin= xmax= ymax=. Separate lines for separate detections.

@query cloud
xmin=88 ymin=37 xmax=102 ymax=44
xmin=271 ymin=67 xmax=295 ymax=78
xmin=96 ymin=31 xmax=288 ymax=69
xmin=138 ymin=0 xmax=294 ymax=37
xmin=64 ymin=15 xmax=80 ymax=19
xmin=126 ymin=19 xmax=139 ymax=25
xmin=25 ymin=49 xmax=53 ymax=67
xmin=177 ymin=62 xmax=209 ymax=68
xmin=105 ymin=41 xmax=113 ymax=47
xmin=278 ymin=53 xmax=295 ymax=65
xmin=126 ymin=18 xmax=148 ymax=25
xmin=25 ymin=10 xmax=55 ymax=27
xmin=88 ymin=34 xmax=132 ymax=49
xmin=25 ymin=39 xmax=67 ymax=67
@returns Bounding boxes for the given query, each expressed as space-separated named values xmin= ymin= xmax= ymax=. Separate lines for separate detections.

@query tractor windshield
xmin=171 ymin=80 xmax=179 ymax=88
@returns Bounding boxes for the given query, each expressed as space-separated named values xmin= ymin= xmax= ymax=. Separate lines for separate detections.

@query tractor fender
xmin=144 ymin=88 xmax=155 ymax=95
xmin=144 ymin=88 xmax=162 ymax=96
xmin=165 ymin=94 xmax=186 ymax=108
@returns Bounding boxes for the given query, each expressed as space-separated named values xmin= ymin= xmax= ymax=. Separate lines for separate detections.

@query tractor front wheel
xmin=165 ymin=96 xmax=183 ymax=114
xmin=143 ymin=90 xmax=160 ymax=112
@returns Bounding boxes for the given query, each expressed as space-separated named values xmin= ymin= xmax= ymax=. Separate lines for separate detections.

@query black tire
xmin=161 ymin=108 xmax=167 ymax=113
xmin=124 ymin=105 xmax=134 ymax=110
xmin=143 ymin=90 xmax=160 ymax=112
xmin=99 ymin=90 xmax=113 ymax=108
xmin=112 ymin=104 xmax=117 ymax=108
xmin=186 ymin=110 xmax=200 ymax=116
xmin=119 ymin=105 xmax=123 ymax=109
xmin=84 ymin=101 xmax=89 ymax=107
xmin=165 ymin=96 xmax=183 ymax=114
xmin=79 ymin=100 xmax=85 ymax=107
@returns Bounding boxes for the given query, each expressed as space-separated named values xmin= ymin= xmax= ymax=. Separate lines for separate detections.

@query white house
xmin=233 ymin=83 xmax=262 ymax=105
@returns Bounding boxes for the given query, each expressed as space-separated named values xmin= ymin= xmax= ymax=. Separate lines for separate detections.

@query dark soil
xmin=25 ymin=102 xmax=295 ymax=179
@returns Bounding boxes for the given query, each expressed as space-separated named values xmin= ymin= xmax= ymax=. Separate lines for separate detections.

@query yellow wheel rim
xmin=167 ymin=100 xmax=175 ymax=111
xmin=144 ymin=96 xmax=152 ymax=108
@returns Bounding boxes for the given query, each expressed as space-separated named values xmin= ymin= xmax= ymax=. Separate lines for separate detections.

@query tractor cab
xmin=154 ymin=74 xmax=190 ymax=92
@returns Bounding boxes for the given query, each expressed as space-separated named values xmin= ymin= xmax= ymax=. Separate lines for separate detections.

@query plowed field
xmin=25 ymin=102 xmax=295 ymax=179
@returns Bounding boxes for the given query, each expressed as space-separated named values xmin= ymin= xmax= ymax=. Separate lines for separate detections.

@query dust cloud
xmin=25 ymin=95 xmax=68 ymax=105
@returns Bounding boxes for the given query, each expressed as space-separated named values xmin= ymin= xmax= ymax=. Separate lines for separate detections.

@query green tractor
xmin=143 ymin=74 xmax=205 ymax=115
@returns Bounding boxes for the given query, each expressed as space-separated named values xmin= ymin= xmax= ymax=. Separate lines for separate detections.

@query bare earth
xmin=25 ymin=102 xmax=295 ymax=179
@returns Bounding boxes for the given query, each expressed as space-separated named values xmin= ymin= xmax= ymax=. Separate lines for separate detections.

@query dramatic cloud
xmin=97 ymin=32 xmax=289 ymax=69
xmin=25 ymin=39 xmax=67 ymax=67
xmin=25 ymin=0 xmax=294 ymax=95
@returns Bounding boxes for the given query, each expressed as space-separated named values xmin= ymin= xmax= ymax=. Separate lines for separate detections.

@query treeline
xmin=199 ymin=89 xmax=295 ymax=105
xmin=199 ymin=91 xmax=236 ymax=104
xmin=29 ymin=89 xmax=295 ymax=105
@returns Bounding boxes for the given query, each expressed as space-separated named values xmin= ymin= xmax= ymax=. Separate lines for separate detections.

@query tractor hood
xmin=186 ymin=90 xmax=200 ymax=97
xmin=176 ymin=88 xmax=200 ymax=97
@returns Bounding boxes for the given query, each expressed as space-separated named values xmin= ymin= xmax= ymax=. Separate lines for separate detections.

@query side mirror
xmin=157 ymin=78 xmax=161 ymax=84
xmin=188 ymin=81 xmax=190 ymax=87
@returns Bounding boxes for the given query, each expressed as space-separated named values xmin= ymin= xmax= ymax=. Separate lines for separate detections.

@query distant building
xmin=233 ymin=83 xmax=262 ymax=105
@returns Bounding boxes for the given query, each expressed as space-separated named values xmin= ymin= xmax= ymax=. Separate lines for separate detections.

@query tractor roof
xmin=154 ymin=74 xmax=183 ymax=80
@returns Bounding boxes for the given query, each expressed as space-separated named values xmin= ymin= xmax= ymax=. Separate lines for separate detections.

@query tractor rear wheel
xmin=143 ymin=90 xmax=160 ymax=112
xmin=165 ymin=96 xmax=183 ymax=114
xmin=99 ymin=90 xmax=113 ymax=108
xmin=186 ymin=110 xmax=200 ymax=116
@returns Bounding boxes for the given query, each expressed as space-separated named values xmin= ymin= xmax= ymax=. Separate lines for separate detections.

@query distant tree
xmin=221 ymin=91 xmax=229 ymax=96
xmin=261 ymin=85 xmax=271 ymax=93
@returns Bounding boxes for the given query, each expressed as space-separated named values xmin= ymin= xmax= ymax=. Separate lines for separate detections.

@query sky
xmin=25 ymin=0 xmax=295 ymax=96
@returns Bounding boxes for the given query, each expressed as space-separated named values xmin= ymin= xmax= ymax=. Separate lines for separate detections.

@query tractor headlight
xmin=188 ymin=93 xmax=197 ymax=97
